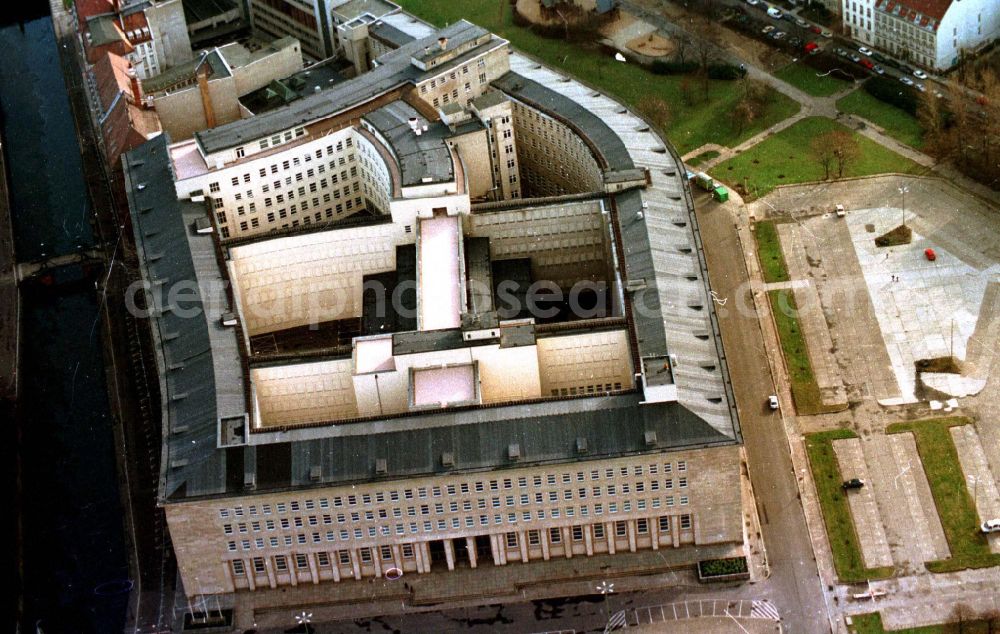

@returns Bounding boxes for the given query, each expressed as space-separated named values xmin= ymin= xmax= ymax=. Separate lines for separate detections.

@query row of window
xmin=223 ymin=478 xmax=692 ymax=534
xmin=218 ymin=462 xmax=690 ymax=519
xmin=230 ymin=515 xmax=694 ymax=578
xmin=225 ymin=496 xmax=694 ymax=553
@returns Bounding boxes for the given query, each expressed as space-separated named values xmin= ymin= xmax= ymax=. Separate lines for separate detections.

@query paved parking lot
xmin=753 ymin=175 xmax=1000 ymax=406
xmin=832 ymin=438 xmax=893 ymax=568
xmin=865 ymin=434 xmax=949 ymax=572
xmin=951 ymin=425 xmax=1000 ymax=554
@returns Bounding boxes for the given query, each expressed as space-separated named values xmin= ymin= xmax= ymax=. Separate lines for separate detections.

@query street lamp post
xmin=898 ymin=185 xmax=909 ymax=228
xmin=295 ymin=611 xmax=313 ymax=633
xmin=596 ymin=580 xmax=615 ymax=629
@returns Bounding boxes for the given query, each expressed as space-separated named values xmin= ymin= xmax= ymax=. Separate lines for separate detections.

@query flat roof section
xmin=169 ymin=138 xmax=209 ymax=180
xmin=417 ymin=215 xmax=462 ymax=331
xmin=354 ymin=335 xmax=396 ymax=374
xmin=411 ymin=364 xmax=477 ymax=408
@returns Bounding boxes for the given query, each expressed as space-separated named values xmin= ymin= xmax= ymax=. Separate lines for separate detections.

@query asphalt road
xmin=691 ymin=196 xmax=830 ymax=633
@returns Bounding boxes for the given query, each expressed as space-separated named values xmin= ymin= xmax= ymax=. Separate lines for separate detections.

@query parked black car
xmin=842 ymin=478 xmax=865 ymax=490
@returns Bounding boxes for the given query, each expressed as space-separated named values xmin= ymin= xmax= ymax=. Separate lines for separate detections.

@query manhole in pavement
xmin=865 ymin=223 xmax=875 ymax=233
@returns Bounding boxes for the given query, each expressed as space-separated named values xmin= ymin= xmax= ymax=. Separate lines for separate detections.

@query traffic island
xmin=874 ymin=224 xmax=912 ymax=247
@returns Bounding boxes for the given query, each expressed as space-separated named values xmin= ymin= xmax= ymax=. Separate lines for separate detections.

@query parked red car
xmin=924 ymin=248 xmax=937 ymax=261
xmin=810 ymin=25 xmax=822 ymax=34
xmin=859 ymin=58 xmax=874 ymax=70
xmin=803 ymin=41 xmax=819 ymax=54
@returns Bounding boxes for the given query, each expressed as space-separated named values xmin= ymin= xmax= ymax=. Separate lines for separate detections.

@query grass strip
xmin=805 ymin=430 xmax=895 ymax=583
xmin=886 ymin=418 xmax=1000 ymax=573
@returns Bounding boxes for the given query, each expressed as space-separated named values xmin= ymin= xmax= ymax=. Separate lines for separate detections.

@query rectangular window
xmin=274 ymin=555 xmax=288 ymax=572
xmin=680 ymin=514 xmax=692 ymax=530
xmin=252 ymin=557 xmax=266 ymax=574
xmin=380 ymin=545 xmax=393 ymax=561
xmin=637 ymin=518 xmax=649 ymax=534
xmin=615 ymin=521 xmax=627 ymax=537
xmin=571 ymin=525 xmax=583 ymax=542
xmin=528 ymin=530 xmax=540 ymax=546
xmin=549 ymin=527 xmax=561 ymax=543
xmin=231 ymin=560 xmax=245 ymax=576
xmin=506 ymin=532 xmax=518 ymax=548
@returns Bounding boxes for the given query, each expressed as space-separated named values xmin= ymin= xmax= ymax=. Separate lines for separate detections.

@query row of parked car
xmin=833 ymin=45 xmax=931 ymax=90
xmin=734 ymin=1 xmax=827 ymax=54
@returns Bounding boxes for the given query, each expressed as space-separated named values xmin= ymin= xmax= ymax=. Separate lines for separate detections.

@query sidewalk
xmin=235 ymin=545 xmax=745 ymax=629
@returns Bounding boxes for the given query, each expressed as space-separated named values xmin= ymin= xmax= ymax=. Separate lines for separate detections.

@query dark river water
xmin=1 ymin=16 xmax=129 ymax=634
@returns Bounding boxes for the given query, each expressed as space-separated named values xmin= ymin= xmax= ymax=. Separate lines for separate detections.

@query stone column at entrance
xmin=584 ymin=524 xmax=594 ymax=556
xmin=606 ymin=522 xmax=616 ymax=554
xmin=518 ymin=531 xmax=529 ymax=563
xmin=563 ymin=526 xmax=572 ymax=559
xmin=351 ymin=550 xmax=362 ymax=580
xmin=265 ymin=559 xmax=277 ymax=588
xmin=245 ymin=560 xmax=256 ymax=590
xmin=414 ymin=541 xmax=426 ymax=573
xmin=541 ymin=529 xmax=551 ymax=560
xmin=490 ymin=534 xmax=503 ymax=566
xmin=627 ymin=520 xmax=637 ymax=552
xmin=444 ymin=539 xmax=456 ymax=571
xmin=466 ymin=537 xmax=477 ymax=568
xmin=421 ymin=542 xmax=433 ymax=572
xmin=672 ymin=517 xmax=680 ymax=548
xmin=391 ymin=544 xmax=403 ymax=572
xmin=650 ymin=517 xmax=659 ymax=550
xmin=308 ymin=554 xmax=319 ymax=584
xmin=331 ymin=559 xmax=341 ymax=582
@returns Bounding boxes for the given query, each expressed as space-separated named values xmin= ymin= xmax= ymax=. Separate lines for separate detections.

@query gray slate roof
xmin=492 ymin=71 xmax=634 ymax=172
xmin=363 ymin=101 xmax=453 ymax=186
xmin=195 ymin=20 xmax=500 ymax=155
xmin=125 ymin=135 xmax=247 ymax=501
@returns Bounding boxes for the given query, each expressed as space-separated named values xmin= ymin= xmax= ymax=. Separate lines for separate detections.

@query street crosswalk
xmin=751 ymin=599 xmax=781 ymax=620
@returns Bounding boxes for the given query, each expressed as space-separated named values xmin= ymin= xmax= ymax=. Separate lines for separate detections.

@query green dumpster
xmin=712 ymin=186 xmax=729 ymax=202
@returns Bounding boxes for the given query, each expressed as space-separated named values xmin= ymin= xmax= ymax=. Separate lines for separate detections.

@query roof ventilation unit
xmin=625 ymin=279 xmax=647 ymax=292
xmin=644 ymin=431 xmax=657 ymax=446
xmin=441 ymin=452 xmax=455 ymax=467
xmin=220 ymin=312 xmax=238 ymax=327
xmin=193 ymin=217 xmax=213 ymax=234
xmin=375 ymin=458 xmax=388 ymax=474
xmin=576 ymin=437 xmax=589 ymax=454
xmin=309 ymin=466 xmax=322 ymax=481
xmin=508 ymin=443 xmax=521 ymax=461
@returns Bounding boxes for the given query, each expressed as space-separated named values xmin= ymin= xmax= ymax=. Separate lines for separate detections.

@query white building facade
xmin=864 ymin=0 xmax=1000 ymax=70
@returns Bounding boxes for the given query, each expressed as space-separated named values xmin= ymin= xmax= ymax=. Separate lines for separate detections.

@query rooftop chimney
xmin=126 ymin=67 xmax=143 ymax=106
xmin=438 ymin=37 xmax=448 ymax=51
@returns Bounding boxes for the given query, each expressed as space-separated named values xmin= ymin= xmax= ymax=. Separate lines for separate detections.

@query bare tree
xmin=679 ymin=76 xmax=695 ymax=106
xmin=637 ymin=95 xmax=671 ymax=130
xmin=916 ymin=86 xmax=945 ymax=157
xmin=830 ymin=129 xmax=860 ymax=178
xmin=951 ymin=603 xmax=974 ymax=633
xmin=810 ymin=134 xmax=836 ymax=179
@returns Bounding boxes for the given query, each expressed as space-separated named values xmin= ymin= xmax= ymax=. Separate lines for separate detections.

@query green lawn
xmin=851 ymin=612 xmax=1000 ymax=634
xmin=837 ymin=89 xmax=926 ymax=149
xmin=776 ymin=62 xmax=854 ymax=97
xmin=713 ymin=117 xmax=923 ymax=199
xmin=768 ymin=290 xmax=842 ymax=415
xmin=886 ymin=418 xmax=1000 ymax=573
xmin=804 ymin=429 xmax=895 ymax=583
xmin=395 ymin=0 xmax=800 ymax=154
xmin=686 ymin=149 xmax=721 ymax=167
xmin=754 ymin=220 xmax=790 ymax=283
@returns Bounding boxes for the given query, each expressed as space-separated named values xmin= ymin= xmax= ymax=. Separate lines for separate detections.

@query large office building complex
xmin=124 ymin=14 xmax=748 ymax=626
